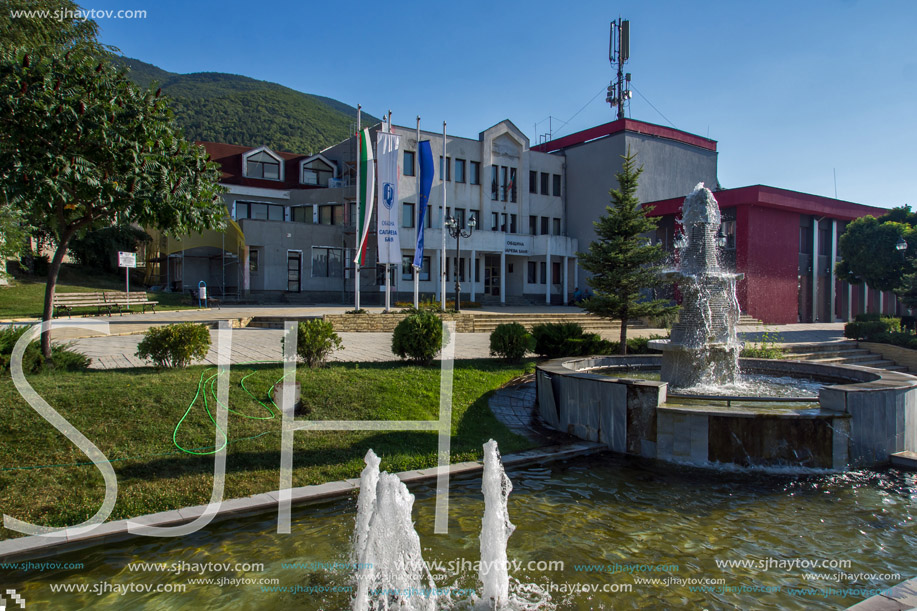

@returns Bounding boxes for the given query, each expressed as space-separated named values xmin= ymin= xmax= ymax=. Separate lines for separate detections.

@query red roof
xmin=531 ymin=118 xmax=717 ymax=154
xmin=197 ymin=141 xmax=322 ymax=190
xmin=643 ymin=185 xmax=889 ymax=221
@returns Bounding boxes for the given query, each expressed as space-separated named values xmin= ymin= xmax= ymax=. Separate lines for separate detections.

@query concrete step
xmin=781 ymin=341 xmax=860 ymax=354
xmin=854 ymin=359 xmax=902 ymax=369
xmin=890 ymin=451 xmax=917 ymax=470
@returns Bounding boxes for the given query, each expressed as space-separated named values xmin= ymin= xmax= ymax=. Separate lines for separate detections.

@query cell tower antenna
xmin=606 ymin=18 xmax=632 ymax=120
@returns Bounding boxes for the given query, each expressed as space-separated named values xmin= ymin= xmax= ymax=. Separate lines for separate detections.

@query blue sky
xmin=89 ymin=0 xmax=915 ymax=209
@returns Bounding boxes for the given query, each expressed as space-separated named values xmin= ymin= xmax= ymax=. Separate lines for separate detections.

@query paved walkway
xmin=61 ymin=322 xmax=850 ymax=370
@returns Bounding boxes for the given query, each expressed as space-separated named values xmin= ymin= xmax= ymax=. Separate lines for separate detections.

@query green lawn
xmin=0 ymin=264 xmax=195 ymax=319
xmin=0 ymin=360 xmax=535 ymax=539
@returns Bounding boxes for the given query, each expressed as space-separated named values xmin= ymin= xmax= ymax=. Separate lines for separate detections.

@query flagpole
xmin=440 ymin=121 xmax=447 ymax=311
xmin=413 ymin=116 xmax=420 ymax=309
xmin=384 ymin=109 xmax=392 ymax=313
xmin=355 ymin=105 xmax=361 ymax=312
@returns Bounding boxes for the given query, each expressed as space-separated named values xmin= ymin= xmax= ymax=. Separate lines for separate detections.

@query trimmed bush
xmin=844 ymin=317 xmax=901 ymax=341
xmin=392 ymin=310 xmax=443 ymax=365
xmin=0 ymin=326 xmax=90 ymax=375
xmin=530 ymin=322 xmax=612 ymax=358
xmin=135 ymin=323 xmax=211 ymax=368
xmin=605 ymin=334 xmax=669 ymax=355
xmin=489 ymin=323 xmax=534 ymax=362
xmin=284 ymin=319 xmax=342 ymax=368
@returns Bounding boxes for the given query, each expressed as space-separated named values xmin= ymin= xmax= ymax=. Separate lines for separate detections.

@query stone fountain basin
xmin=535 ymin=355 xmax=917 ymax=470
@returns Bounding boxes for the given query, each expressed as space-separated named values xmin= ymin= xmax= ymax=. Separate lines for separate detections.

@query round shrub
xmin=392 ymin=310 xmax=443 ymax=365
xmin=284 ymin=319 xmax=342 ymax=368
xmin=489 ymin=323 xmax=534 ymax=362
xmin=136 ymin=322 xmax=211 ymax=368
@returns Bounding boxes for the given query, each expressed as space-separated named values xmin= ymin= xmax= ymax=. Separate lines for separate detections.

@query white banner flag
xmin=376 ymin=131 xmax=401 ymax=264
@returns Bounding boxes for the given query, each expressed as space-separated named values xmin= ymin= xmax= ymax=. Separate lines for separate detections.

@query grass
xmin=0 ymin=264 xmax=196 ymax=319
xmin=0 ymin=359 xmax=535 ymax=539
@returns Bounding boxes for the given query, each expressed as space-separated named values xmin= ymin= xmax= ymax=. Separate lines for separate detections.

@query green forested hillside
xmin=111 ymin=56 xmax=378 ymax=154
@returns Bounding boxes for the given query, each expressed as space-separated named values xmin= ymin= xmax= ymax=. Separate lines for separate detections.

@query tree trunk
xmin=619 ymin=311 xmax=628 ymax=355
xmin=20 ymin=234 xmax=33 ymax=274
xmin=40 ymin=230 xmax=75 ymax=359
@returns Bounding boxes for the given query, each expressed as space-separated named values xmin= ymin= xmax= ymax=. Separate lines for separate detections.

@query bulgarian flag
xmin=355 ymin=127 xmax=375 ymax=265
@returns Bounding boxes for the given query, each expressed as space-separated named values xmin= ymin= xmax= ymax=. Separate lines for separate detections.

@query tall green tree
xmin=578 ymin=152 xmax=676 ymax=354
xmin=1 ymin=41 xmax=225 ymax=357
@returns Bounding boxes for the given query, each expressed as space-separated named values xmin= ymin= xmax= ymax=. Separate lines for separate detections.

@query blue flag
xmin=413 ymin=140 xmax=434 ymax=269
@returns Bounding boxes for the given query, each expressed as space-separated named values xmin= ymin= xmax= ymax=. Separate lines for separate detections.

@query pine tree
xmin=578 ymin=151 xmax=676 ymax=354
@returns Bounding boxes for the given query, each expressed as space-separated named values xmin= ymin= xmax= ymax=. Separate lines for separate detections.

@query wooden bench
xmin=104 ymin=292 xmax=159 ymax=314
xmin=52 ymin=292 xmax=115 ymax=318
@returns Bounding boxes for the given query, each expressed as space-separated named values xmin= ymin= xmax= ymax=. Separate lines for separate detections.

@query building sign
xmin=118 ymin=252 xmax=137 ymax=268
xmin=505 ymin=237 xmax=531 ymax=255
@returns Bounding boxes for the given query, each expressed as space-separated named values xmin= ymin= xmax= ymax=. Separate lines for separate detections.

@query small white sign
xmin=118 ymin=251 xmax=137 ymax=268
xmin=505 ymin=237 xmax=531 ymax=256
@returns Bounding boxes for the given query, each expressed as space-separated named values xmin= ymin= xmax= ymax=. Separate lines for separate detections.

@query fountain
xmin=478 ymin=439 xmax=515 ymax=608
xmin=535 ymin=184 xmax=917 ymax=470
xmin=650 ymin=183 xmax=743 ymax=388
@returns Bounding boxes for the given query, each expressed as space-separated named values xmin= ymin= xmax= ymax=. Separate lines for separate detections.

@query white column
xmin=829 ymin=219 xmax=837 ymax=321
xmin=545 ymin=238 xmax=552 ymax=304
xmin=879 ymin=291 xmax=884 ymax=315
xmin=434 ymin=249 xmax=441 ymax=301
xmin=573 ymin=259 xmax=578 ymax=295
xmin=563 ymin=255 xmax=569 ymax=306
xmin=846 ymin=283 xmax=853 ymax=321
xmin=470 ymin=249 xmax=476 ymax=301
xmin=811 ymin=217 xmax=818 ymax=322
xmin=499 ymin=251 xmax=506 ymax=304
xmin=242 ymin=246 xmax=250 ymax=295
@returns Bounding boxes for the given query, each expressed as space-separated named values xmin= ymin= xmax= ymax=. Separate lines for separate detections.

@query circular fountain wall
xmin=535 ymin=355 xmax=917 ymax=470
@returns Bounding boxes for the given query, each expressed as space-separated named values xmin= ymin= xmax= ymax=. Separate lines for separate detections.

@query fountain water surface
xmin=650 ymin=183 xmax=744 ymax=388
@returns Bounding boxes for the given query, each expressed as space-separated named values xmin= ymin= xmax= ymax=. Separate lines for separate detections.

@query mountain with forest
xmin=111 ymin=56 xmax=377 ymax=155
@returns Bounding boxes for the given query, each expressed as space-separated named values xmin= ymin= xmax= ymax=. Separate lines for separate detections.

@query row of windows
xmin=399 ymin=204 xmax=561 ymax=236
xmin=402 ymin=151 xmax=482 ymax=186
xmin=529 ymin=171 xmax=562 ymax=197
xmin=234 ymin=202 xmax=344 ymax=225
xmin=526 ymin=261 xmax=563 ymax=285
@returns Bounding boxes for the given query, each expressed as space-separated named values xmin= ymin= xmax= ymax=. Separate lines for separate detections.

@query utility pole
xmin=607 ymin=18 xmax=632 ymax=119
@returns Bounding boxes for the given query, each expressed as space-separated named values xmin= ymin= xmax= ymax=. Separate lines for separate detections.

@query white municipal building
xmin=145 ymin=117 xmax=717 ymax=304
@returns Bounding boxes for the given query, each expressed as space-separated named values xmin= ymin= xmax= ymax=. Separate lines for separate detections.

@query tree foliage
xmin=836 ymin=206 xmax=917 ymax=306
xmin=577 ymin=151 xmax=676 ymax=354
xmin=1 ymin=11 xmax=226 ymax=356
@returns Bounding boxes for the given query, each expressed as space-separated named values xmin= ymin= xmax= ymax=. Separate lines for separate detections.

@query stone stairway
xmin=780 ymin=340 xmax=907 ymax=372
xmin=737 ymin=313 xmax=763 ymax=326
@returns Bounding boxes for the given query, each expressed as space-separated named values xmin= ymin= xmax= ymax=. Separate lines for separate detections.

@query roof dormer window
xmin=243 ymin=148 xmax=284 ymax=181
xmin=299 ymin=155 xmax=337 ymax=187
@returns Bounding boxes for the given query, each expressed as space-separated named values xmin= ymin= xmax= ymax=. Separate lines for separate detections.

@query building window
xmin=540 ymin=172 xmax=549 ymax=195
xmin=469 ymin=209 xmax=479 ymax=228
xmin=552 ymin=261 xmax=562 ymax=285
xmin=529 ymin=215 xmax=537 ymax=235
xmin=491 ymin=211 xmax=499 ymax=231
xmin=403 ymin=202 xmax=415 ymax=228
xmin=475 ymin=257 xmax=480 ymax=282
xmin=404 ymin=151 xmax=415 ymax=177
xmin=249 ymin=248 xmax=260 ymax=272
xmin=440 ymin=156 xmax=451 ymax=181
xmin=470 ymin=161 xmax=481 ymax=185
xmin=721 ymin=220 xmax=736 ymax=250
xmin=541 ymin=216 xmax=549 ymax=235
xmin=799 ymin=225 xmax=812 ymax=254
xmin=529 ymin=170 xmax=537 ymax=193
xmin=301 ymin=159 xmax=334 ymax=186
xmin=291 ymin=205 xmax=313 ymax=224
xmin=491 ymin=166 xmax=498 ymax=200
xmin=235 ymin=201 xmax=284 ymax=221
xmin=509 ymin=168 xmax=517 ymax=203
xmin=246 ymin=150 xmax=281 ymax=180
xmin=500 ymin=166 xmax=508 ymax=201
xmin=553 ymin=174 xmax=561 ymax=196
xmin=527 ymin=261 xmax=537 ymax=283
xmin=552 ymin=218 xmax=561 ymax=235
xmin=401 ymin=255 xmax=430 ymax=281
xmin=319 ymin=204 xmax=343 ymax=225
xmin=539 ymin=261 xmax=547 ymax=284
xmin=455 ymin=158 xmax=466 ymax=183
xmin=312 ymin=247 xmax=344 ymax=278
xmin=501 ymin=213 xmax=508 ymax=232
xmin=510 ymin=214 xmax=517 ymax=234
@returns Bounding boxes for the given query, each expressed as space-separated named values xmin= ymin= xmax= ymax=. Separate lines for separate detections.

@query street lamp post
xmin=445 ymin=214 xmax=476 ymax=312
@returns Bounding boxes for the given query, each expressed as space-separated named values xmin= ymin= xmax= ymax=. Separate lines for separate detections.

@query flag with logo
xmin=413 ymin=140 xmax=434 ymax=269
xmin=376 ymin=131 xmax=401 ymax=264
xmin=355 ymin=128 xmax=375 ymax=265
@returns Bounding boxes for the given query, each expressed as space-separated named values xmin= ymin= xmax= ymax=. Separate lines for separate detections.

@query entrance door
xmin=484 ymin=254 xmax=500 ymax=296
xmin=287 ymin=251 xmax=301 ymax=292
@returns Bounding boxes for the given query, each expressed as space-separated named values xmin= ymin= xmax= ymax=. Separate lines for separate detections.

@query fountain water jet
xmin=650 ymin=183 xmax=744 ymax=388
xmin=478 ymin=439 xmax=515 ymax=608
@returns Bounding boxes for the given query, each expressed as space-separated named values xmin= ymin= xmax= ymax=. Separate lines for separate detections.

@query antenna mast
xmin=607 ymin=18 xmax=632 ymax=119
